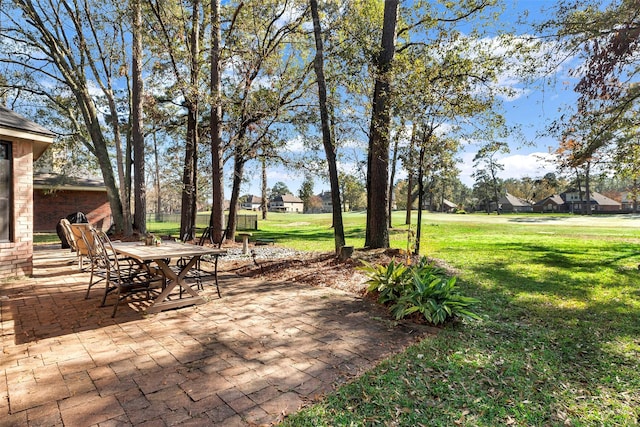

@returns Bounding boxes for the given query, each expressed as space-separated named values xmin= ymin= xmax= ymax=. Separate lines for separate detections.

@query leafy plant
xmin=361 ymin=256 xmax=480 ymax=325
xmin=391 ymin=273 xmax=480 ymax=324
xmin=359 ymin=259 xmax=411 ymax=303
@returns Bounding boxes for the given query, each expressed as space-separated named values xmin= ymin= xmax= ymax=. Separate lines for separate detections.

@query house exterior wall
xmin=268 ymin=201 xmax=303 ymax=212
xmin=287 ymin=201 xmax=302 ymax=212
xmin=534 ymin=201 xmax=562 ymax=213
xmin=240 ymin=202 xmax=261 ymax=211
xmin=0 ymin=139 xmax=33 ymax=279
xmin=34 ymin=189 xmax=112 ymax=232
xmin=594 ymin=204 xmax=620 ymax=212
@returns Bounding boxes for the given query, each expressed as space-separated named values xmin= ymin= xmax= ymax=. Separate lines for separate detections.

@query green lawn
xmin=265 ymin=212 xmax=640 ymax=426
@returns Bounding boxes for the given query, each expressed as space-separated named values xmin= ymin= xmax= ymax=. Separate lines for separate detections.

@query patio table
xmin=110 ymin=241 xmax=226 ymax=314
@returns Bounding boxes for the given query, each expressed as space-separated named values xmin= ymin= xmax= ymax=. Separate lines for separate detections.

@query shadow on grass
xmin=451 ymin=239 xmax=640 ymax=298
xmin=249 ymin=227 xmax=368 ymax=243
xmin=507 ymin=215 xmax=569 ymax=223
xmin=287 ymin=286 xmax=640 ymax=426
xmin=333 ymin=249 xmax=640 ymax=425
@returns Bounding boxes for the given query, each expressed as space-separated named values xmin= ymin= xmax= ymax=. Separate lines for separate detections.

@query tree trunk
xmin=226 ymin=146 xmax=245 ymax=241
xmin=405 ymin=124 xmax=416 ymax=225
xmin=575 ymin=168 xmax=583 ymax=215
xmin=310 ymin=0 xmax=345 ymax=253
xmin=388 ymin=121 xmax=401 ymax=229
xmin=131 ymin=0 xmax=146 ymax=234
xmin=209 ymin=0 xmax=225 ymax=243
xmin=180 ymin=1 xmax=200 ymax=241
xmin=491 ymin=162 xmax=500 ymax=215
xmin=415 ymin=143 xmax=425 ymax=255
xmin=180 ymin=101 xmax=198 ymax=240
xmin=75 ymin=87 xmax=126 ymax=233
xmin=634 ymin=177 xmax=638 ymax=214
xmin=106 ymin=92 xmax=132 ymax=235
xmin=365 ymin=0 xmax=398 ymax=249
xmin=406 ymin=172 xmax=413 ymax=225
xmin=261 ymin=156 xmax=268 ymax=220
xmin=585 ymin=161 xmax=592 ymax=215
xmin=415 ymin=127 xmax=433 ymax=255
xmin=152 ymin=126 xmax=161 ymax=220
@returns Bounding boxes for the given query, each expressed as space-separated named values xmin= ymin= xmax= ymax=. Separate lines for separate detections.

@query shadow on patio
xmin=0 ymin=245 xmax=431 ymax=425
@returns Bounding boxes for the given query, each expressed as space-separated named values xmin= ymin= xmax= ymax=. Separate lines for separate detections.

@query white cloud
xmin=285 ymin=135 xmax=306 ymax=153
xmin=463 ymin=34 xmax=578 ymax=102
xmin=459 ymin=151 xmax=557 ymax=187
xmin=501 ymin=152 xmax=557 ymax=180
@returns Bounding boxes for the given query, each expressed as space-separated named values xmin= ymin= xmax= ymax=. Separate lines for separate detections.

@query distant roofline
xmin=33 ymin=172 xmax=107 ymax=192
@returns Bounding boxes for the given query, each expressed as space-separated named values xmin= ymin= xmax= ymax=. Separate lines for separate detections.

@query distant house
xmin=499 ymin=192 xmax=533 ymax=213
xmin=0 ymin=106 xmax=54 ymax=279
xmin=317 ymin=191 xmax=349 ymax=212
xmin=621 ymin=191 xmax=637 ymax=212
xmin=318 ymin=191 xmax=332 ymax=213
xmin=442 ymin=199 xmax=457 ymax=213
xmin=241 ymin=195 xmax=262 ymax=211
xmin=562 ymin=189 xmax=621 ymax=213
xmin=533 ymin=194 xmax=565 ymax=213
xmin=269 ymin=194 xmax=303 ymax=213
xmin=533 ymin=190 xmax=621 ymax=213
xmin=33 ymin=173 xmax=112 ymax=232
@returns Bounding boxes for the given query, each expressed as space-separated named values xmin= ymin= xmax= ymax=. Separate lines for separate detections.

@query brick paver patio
xmin=1 ymin=245 xmax=428 ymax=426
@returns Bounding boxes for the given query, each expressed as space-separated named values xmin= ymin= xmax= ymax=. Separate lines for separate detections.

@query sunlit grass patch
xmin=279 ymin=212 xmax=640 ymax=426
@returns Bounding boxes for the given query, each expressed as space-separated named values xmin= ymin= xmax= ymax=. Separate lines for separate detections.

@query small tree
xmin=270 ymin=182 xmax=291 ymax=199
xmin=473 ymin=142 xmax=508 ymax=214
xmin=298 ymin=175 xmax=315 ymax=213
xmin=340 ymin=173 xmax=366 ymax=212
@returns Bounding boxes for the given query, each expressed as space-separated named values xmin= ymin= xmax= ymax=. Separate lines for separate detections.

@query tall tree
xmin=310 ymin=0 xmax=346 ymax=253
xmin=261 ymin=156 xmax=268 ymax=220
xmin=365 ymin=0 xmax=399 ymax=249
xmin=269 ymin=182 xmax=291 ymax=199
xmin=546 ymin=0 xmax=640 ymax=162
xmin=209 ymin=0 xmax=226 ymax=243
xmin=339 ymin=173 xmax=366 ymax=212
xmin=131 ymin=0 xmax=146 ymax=234
xmin=387 ymin=120 xmax=405 ymax=229
xmin=181 ymin=0 xmax=201 ymax=240
xmin=223 ymin=0 xmax=310 ymax=241
xmin=0 ymin=0 xmax=129 ymax=232
xmin=146 ymin=0 xmax=204 ymax=241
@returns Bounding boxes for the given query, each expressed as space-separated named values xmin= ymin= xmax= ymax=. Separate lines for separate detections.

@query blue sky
xmin=240 ymin=0 xmax=583 ymax=198
xmin=454 ymin=0 xmax=578 ymax=186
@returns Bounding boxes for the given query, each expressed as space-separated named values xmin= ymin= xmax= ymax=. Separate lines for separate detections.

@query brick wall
xmin=34 ymin=190 xmax=112 ymax=232
xmin=0 ymin=139 xmax=33 ymax=279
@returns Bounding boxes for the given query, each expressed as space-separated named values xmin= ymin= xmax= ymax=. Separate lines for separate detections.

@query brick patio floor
xmin=1 ymin=245 xmax=428 ymax=426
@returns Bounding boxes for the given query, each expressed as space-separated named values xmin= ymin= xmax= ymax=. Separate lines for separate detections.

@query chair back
xmin=59 ymin=219 xmax=77 ymax=251
xmin=198 ymin=226 xmax=226 ymax=248
xmin=89 ymin=229 xmax=124 ymax=278
xmin=70 ymin=223 xmax=94 ymax=256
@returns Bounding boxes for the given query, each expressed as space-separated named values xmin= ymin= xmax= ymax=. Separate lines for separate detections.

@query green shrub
xmin=359 ymin=258 xmax=411 ymax=304
xmin=360 ymin=256 xmax=480 ymax=325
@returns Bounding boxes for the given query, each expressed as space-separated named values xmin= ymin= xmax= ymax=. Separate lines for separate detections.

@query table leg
xmin=145 ymin=256 xmax=206 ymax=313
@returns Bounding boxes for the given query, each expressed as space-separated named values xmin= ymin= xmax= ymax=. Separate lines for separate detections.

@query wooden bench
xmin=255 ymin=238 xmax=275 ymax=246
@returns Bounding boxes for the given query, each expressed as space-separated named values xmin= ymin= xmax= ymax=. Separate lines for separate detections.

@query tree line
xmin=1 ymin=0 xmax=638 ymax=251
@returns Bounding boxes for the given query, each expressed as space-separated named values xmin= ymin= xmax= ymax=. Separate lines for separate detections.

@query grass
xmin=266 ymin=212 xmax=640 ymax=426
xmin=37 ymin=211 xmax=640 ymax=424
